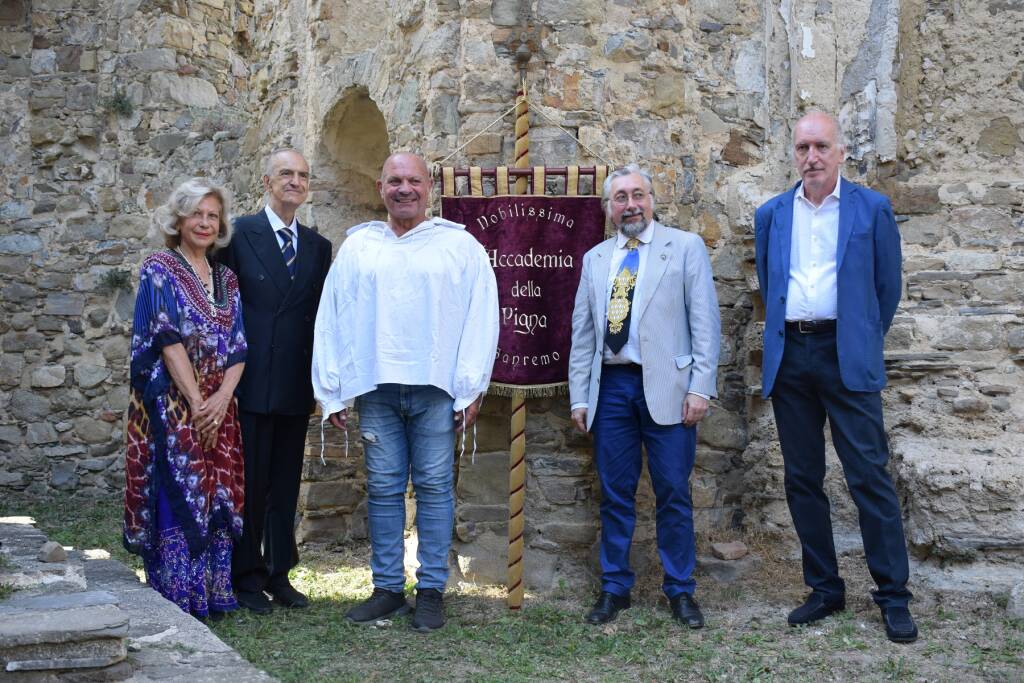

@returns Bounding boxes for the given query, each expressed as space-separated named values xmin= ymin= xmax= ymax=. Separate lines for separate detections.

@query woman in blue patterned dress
xmin=123 ymin=178 xmax=247 ymax=621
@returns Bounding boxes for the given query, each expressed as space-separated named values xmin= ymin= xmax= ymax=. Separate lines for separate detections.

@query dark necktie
xmin=279 ymin=227 xmax=296 ymax=278
xmin=605 ymin=238 xmax=640 ymax=354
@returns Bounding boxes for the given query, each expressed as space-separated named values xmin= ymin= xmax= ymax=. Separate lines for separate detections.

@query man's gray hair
xmin=263 ymin=147 xmax=306 ymax=178
xmin=601 ymin=163 xmax=655 ymax=213
xmin=149 ymin=178 xmax=234 ymax=252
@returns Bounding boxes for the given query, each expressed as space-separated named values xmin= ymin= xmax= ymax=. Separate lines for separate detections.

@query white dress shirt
xmin=312 ymin=217 xmax=499 ymax=418
xmin=264 ymin=205 xmax=298 ymax=255
xmin=570 ymin=221 xmax=707 ymax=411
xmin=785 ymin=178 xmax=841 ymax=321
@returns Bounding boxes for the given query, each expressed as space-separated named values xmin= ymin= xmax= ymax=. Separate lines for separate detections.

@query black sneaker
xmin=345 ymin=587 xmax=410 ymax=624
xmin=411 ymin=588 xmax=445 ymax=632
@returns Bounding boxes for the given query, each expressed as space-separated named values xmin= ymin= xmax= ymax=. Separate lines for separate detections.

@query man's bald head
xmin=377 ymin=152 xmax=432 ymax=235
xmin=380 ymin=152 xmax=430 ymax=182
xmin=794 ymin=112 xmax=844 ymax=147
xmin=792 ymin=111 xmax=846 ymax=205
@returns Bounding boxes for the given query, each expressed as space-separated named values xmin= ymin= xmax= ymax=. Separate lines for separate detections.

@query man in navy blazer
xmin=754 ymin=113 xmax=917 ymax=643
xmin=217 ymin=149 xmax=333 ymax=614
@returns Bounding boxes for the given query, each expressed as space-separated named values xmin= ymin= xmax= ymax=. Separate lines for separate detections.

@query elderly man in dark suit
xmin=217 ymin=148 xmax=333 ymax=614
xmin=755 ymin=112 xmax=916 ymax=643
xmin=569 ymin=164 xmax=721 ymax=628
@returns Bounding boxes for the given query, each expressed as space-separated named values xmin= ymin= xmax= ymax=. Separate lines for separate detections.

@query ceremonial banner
xmin=441 ymin=194 xmax=605 ymax=394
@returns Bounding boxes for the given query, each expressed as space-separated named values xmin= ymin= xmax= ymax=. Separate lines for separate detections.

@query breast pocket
xmin=844 ymin=232 xmax=874 ymax=265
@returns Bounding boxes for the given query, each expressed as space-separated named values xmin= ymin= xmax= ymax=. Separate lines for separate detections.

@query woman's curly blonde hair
xmin=149 ymin=178 xmax=234 ymax=252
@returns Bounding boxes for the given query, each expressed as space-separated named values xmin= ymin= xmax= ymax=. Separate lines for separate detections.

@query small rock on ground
xmin=711 ymin=541 xmax=749 ymax=561
xmin=38 ymin=540 xmax=68 ymax=563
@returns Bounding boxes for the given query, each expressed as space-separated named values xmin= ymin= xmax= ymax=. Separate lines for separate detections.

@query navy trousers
xmin=771 ymin=328 xmax=911 ymax=608
xmin=232 ymin=412 xmax=308 ymax=594
xmin=592 ymin=364 xmax=697 ymax=599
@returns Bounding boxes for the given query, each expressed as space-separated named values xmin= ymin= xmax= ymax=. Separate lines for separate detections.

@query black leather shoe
xmin=669 ymin=593 xmax=705 ymax=629
xmin=236 ymin=590 xmax=273 ymax=615
xmin=787 ymin=593 xmax=845 ymax=625
xmin=881 ymin=605 xmax=918 ymax=643
xmin=585 ymin=591 xmax=631 ymax=624
xmin=268 ymin=582 xmax=309 ymax=608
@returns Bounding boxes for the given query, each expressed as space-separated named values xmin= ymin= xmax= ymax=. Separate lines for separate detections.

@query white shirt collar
xmin=346 ymin=217 xmax=466 ymax=240
xmin=264 ymin=205 xmax=298 ymax=234
xmin=796 ymin=176 xmax=842 ymax=207
xmin=615 ymin=220 xmax=656 ymax=248
xmin=385 ymin=220 xmax=433 ymax=241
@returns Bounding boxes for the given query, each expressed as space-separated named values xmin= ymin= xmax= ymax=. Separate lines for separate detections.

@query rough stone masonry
xmin=0 ymin=0 xmax=1021 ymax=593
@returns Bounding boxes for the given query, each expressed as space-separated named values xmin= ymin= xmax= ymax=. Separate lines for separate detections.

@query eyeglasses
xmin=611 ymin=191 xmax=650 ymax=206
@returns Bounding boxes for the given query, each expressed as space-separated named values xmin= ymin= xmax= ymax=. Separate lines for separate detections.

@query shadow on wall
xmin=313 ymin=87 xmax=391 ymax=246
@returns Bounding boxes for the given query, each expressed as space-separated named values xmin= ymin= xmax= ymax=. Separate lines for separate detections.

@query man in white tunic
xmin=312 ymin=152 xmax=499 ymax=631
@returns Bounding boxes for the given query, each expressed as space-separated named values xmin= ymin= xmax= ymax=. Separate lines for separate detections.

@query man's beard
xmin=617 ymin=212 xmax=648 ymax=238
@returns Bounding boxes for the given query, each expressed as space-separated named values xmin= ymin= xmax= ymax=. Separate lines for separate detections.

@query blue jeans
xmin=356 ymin=384 xmax=456 ymax=592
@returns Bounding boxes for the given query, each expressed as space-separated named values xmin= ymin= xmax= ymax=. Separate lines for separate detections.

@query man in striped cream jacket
xmin=569 ymin=164 xmax=721 ymax=628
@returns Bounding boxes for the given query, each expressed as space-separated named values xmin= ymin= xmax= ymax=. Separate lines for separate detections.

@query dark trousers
xmin=771 ymin=327 xmax=911 ymax=608
xmin=232 ymin=411 xmax=308 ymax=594
xmin=592 ymin=364 xmax=697 ymax=599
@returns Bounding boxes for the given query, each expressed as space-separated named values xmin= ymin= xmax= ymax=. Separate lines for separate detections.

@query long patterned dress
xmin=123 ymin=249 xmax=247 ymax=618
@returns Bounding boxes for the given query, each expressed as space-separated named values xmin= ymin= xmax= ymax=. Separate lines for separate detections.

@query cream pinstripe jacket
xmin=568 ymin=221 xmax=721 ymax=430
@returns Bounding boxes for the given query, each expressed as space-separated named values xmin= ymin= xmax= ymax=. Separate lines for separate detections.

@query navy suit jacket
xmin=754 ymin=178 xmax=902 ymax=397
xmin=217 ymin=210 xmax=333 ymax=415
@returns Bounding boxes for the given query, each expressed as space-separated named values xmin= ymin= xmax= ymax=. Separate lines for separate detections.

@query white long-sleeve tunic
xmin=312 ymin=217 xmax=499 ymax=419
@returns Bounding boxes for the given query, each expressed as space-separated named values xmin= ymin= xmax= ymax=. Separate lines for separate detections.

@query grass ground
xmin=3 ymin=495 xmax=1021 ymax=682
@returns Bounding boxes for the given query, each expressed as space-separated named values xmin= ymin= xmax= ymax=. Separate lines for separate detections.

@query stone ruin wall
xmin=0 ymin=0 xmax=1021 ymax=592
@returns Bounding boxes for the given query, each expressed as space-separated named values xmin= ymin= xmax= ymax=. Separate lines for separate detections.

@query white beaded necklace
xmin=175 ymin=246 xmax=216 ymax=306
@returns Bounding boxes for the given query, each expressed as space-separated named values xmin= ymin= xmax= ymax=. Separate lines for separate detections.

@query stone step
xmin=0 ymin=592 xmax=129 ymax=673
xmin=0 ymin=518 xmax=87 ymax=596
xmin=1 ymin=518 xmax=275 ymax=681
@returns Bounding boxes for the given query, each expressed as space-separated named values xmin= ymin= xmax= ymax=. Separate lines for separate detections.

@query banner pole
xmin=507 ymin=80 xmax=529 ymax=611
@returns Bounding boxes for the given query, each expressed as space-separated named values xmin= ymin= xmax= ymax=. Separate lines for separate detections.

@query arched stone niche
xmin=312 ymin=87 xmax=390 ymax=245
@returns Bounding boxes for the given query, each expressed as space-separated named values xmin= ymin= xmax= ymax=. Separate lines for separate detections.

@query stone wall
xmin=738 ymin=0 xmax=1024 ymax=591
xmin=0 ymin=0 xmax=261 ymax=496
xmin=1 ymin=0 xmax=1021 ymax=592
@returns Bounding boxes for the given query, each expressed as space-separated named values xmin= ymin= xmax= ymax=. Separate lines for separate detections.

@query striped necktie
xmin=279 ymin=227 xmax=296 ymax=278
